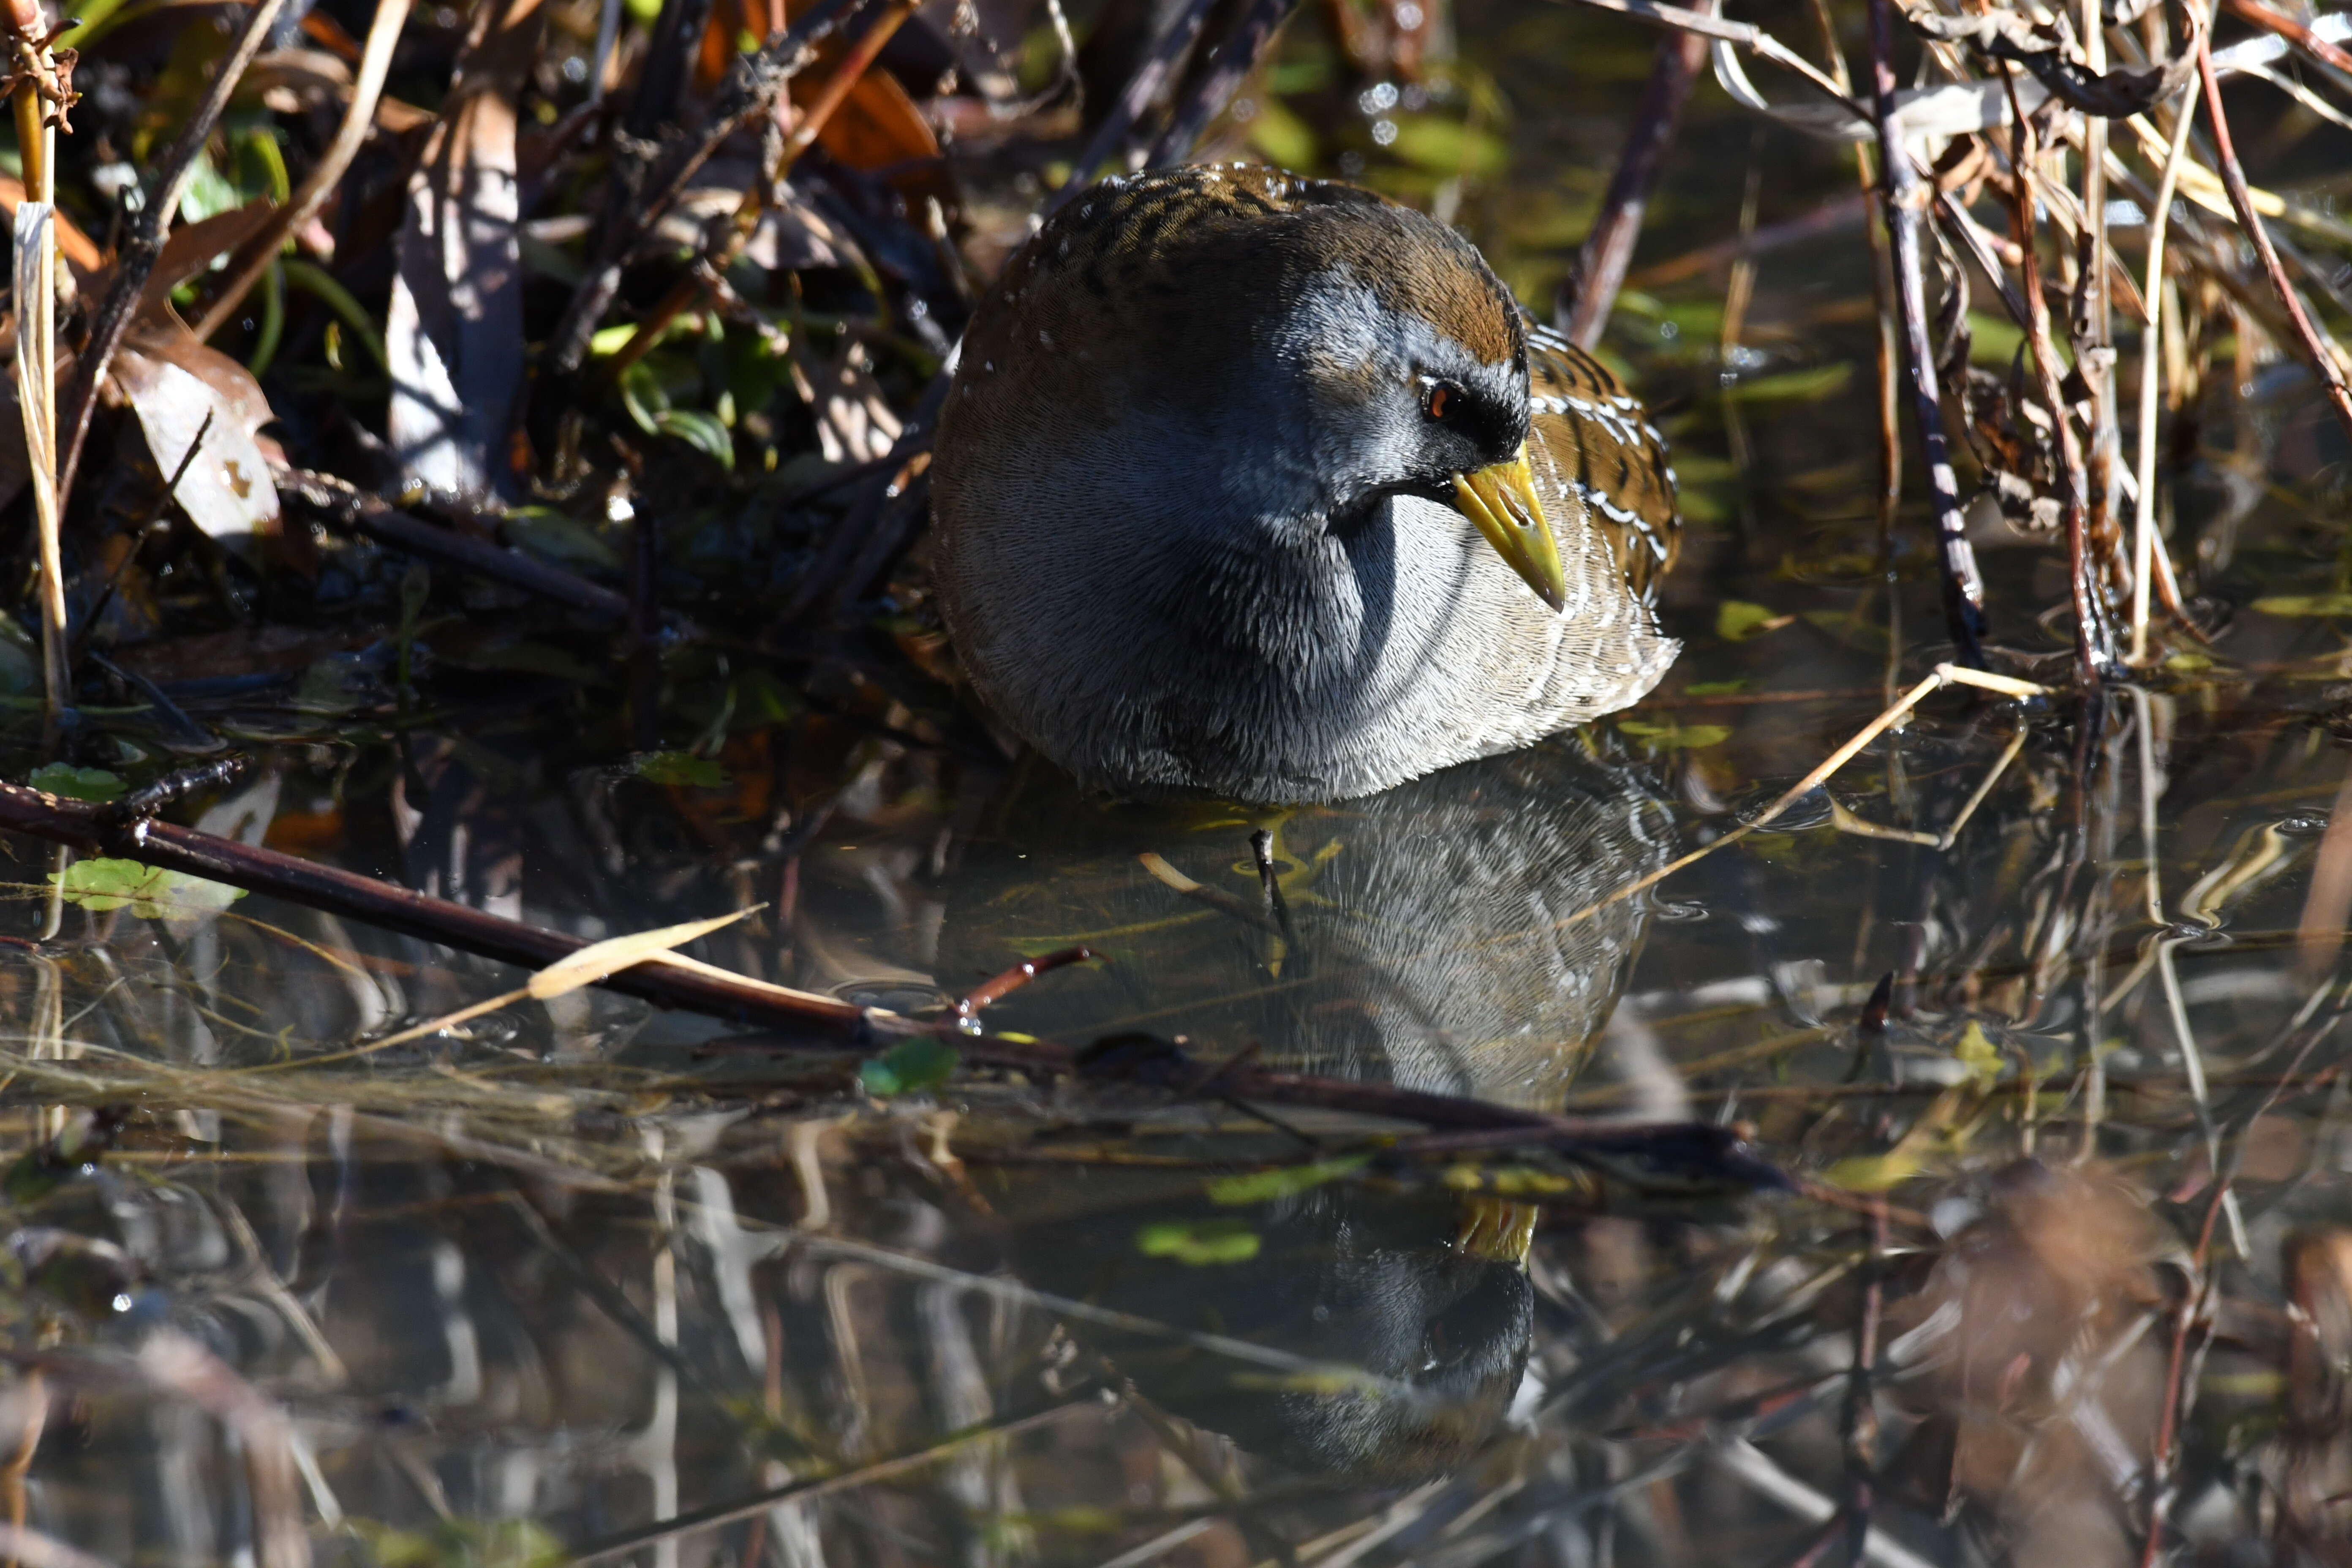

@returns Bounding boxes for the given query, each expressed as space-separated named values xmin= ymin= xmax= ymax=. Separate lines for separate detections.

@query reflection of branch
xmin=55 ymin=0 xmax=293 ymax=505
xmin=566 ymin=1401 xmax=1087 ymax=1565
xmin=0 ymin=783 xmax=1782 ymax=1190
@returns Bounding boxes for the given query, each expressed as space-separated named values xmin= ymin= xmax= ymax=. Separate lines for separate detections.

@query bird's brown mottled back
xmin=1527 ymin=324 xmax=1680 ymax=603
xmin=972 ymin=163 xmax=1525 ymax=398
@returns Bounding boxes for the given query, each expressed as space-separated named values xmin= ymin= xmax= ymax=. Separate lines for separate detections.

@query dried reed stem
xmin=2003 ymin=68 xmax=2109 ymax=680
xmin=1868 ymin=0 xmax=1985 ymax=666
xmin=2131 ymin=71 xmax=2202 ymax=665
xmin=2195 ymin=27 xmax=2352 ymax=447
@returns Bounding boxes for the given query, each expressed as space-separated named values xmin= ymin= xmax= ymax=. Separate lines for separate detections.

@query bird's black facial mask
xmin=1282 ymin=275 xmax=1568 ymax=611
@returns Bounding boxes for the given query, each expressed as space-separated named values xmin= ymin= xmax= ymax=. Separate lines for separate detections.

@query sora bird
xmin=931 ymin=163 xmax=1680 ymax=803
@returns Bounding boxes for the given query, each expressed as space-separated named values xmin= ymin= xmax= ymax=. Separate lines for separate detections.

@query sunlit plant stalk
xmin=6 ymin=0 xmax=62 ymax=738
xmin=2130 ymin=62 xmax=2203 ymax=666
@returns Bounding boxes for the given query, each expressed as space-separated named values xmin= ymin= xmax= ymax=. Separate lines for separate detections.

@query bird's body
xmin=932 ymin=163 xmax=1680 ymax=804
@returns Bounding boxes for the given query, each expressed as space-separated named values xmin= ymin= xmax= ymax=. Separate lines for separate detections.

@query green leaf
xmin=1965 ymin=310 xmax=2027 ymax=369
xmin=860 ymin=1036 xmax=961 ymax=1097
xmin=655 ymin=408 xmax=735 ymax=470
xmin=50 ymin=858 xmax=245 ymax=920
xmin=1206 ymin=1154 xmax=1369 ymax=1206
xmin=1715 ymin=600 xmax=1782 ymax=641
xmin=1684 ymin=679 xmax=1749 ymax=696
xmin=1384 ymin=113 xmax=1508 ymax=177
xmin=1722 ymin=362 xmax=1853 ymax=404
xmin=502 ymin=507 xmax=622 ymax=570
xmin=1244 ymin=96 xmax=1318 ymax=171
xmin=1618 ymin=719 xmax=1731 ymax=749
xmin=1953 ymin=1020 xmax=2003 ymax=1089
xmin=1135 ymin=1218 xmax=1261 ymax=1265
xmin=618 ymin=362 xmax=670 ymax=435
xmin=29 ymin=764 xmax=123 ymax=803
xmin=2253 ymin=593 xmax=2352 ymax=617
xmin=631 ymin=751 xmax=731 ymax=789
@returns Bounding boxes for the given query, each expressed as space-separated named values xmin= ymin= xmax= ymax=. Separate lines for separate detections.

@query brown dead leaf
xmin=113 ymin=321 xmax=282 ymax=551
xmin=143 ymin=199 xmax=282 ymax=314
xmin=1885 ymin=1161 xmax=2172 ymax=1561
xmin=780 ymin=0 xmax=951 ymax=210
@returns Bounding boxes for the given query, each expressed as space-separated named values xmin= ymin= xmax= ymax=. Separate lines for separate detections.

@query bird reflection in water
xmin=939 ymin=741 xmax=1675 ymax=1484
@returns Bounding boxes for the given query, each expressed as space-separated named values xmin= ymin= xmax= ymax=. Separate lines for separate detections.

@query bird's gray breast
xmin=936 ymin=427 xmax=1586 ymax=801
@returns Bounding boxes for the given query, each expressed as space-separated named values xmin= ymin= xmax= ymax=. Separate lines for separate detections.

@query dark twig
xmin=1145 ymin=0 xmax=1297 ymax=166
xmin=1062 ymin=0 xmax=1221 ymax=190
xmin=55 ymin=0 xmax=293 ymax=506
xmin=629 ymin=0 xmax=721 ymax=144
xmin=1626 ymin=192 xmax=1867 ymax=288
xmin=779 ymin=371 xmax=948 ymax=625
xmin=1867 ymin=0 xmax=1986 ymax=668
xmin=2196 ymin=27 xmax=2352 ymax=449
xmin=594 ymin=0 xmax=916 ymax=381
xmin=953 ymin=945 xmax=1097 ymax=1022
xmin=1559 ymin=0 xmax=1715 ymax=349
xmin=274 ymin=467 xmax=635 ymax=621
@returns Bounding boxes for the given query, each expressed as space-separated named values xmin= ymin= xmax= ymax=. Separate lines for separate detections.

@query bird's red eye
xmin=1426 ymin=384 xmax=1452 ymax=420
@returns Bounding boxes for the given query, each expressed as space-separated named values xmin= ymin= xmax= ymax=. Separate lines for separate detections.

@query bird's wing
xmin=1525 ymin=324 xmax=1680 ymax=603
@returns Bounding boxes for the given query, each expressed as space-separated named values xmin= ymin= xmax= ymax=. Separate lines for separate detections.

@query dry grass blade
xmin=2131 ymin=52 xmax=2203 ymax=666
xmin=1562 ymin=663 xmax=2047 ymax=930
xmin=528 ymin=907 xmax=759 ymax=998
xmin=11 ymin=203 xmax=59 ymax=733
xmin=1556 ymin=0 xmax=1860 ymax=110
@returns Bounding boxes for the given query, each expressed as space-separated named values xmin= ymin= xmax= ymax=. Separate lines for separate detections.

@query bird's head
xmin=1242 ymin=205 xmax=1570 ymax=610
xmin=970 ymin=169 xmax=1571 ymax=611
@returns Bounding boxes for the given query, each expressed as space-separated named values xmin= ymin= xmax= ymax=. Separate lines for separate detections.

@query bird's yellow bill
xmin=1452 ymin=447 xmax=1568 ymax=612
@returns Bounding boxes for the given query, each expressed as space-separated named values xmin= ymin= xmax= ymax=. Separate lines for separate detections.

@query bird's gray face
xmin=1245 ymin=270 xmax=1571 ymax=610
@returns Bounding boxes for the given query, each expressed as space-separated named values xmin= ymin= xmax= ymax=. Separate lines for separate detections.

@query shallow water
xmin=8 ymin=2 xmax=2352 ymax=1564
